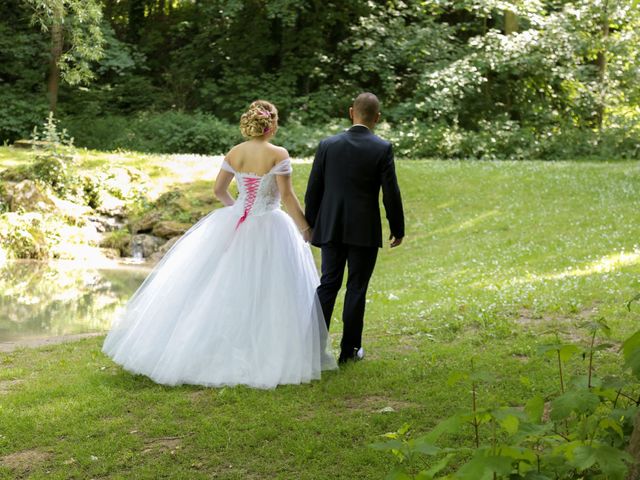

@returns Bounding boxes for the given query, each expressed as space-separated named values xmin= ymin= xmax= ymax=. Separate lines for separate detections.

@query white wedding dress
xmin=102 ymin=158 xmax=337 ymax=388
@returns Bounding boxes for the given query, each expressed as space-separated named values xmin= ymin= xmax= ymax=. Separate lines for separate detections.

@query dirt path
xmin=0 ymin=332 xmax=103 ymax=353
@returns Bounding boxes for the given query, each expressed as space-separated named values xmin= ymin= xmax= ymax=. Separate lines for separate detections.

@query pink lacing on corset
xmin=236 ymin=177 xmax=261 ymax=229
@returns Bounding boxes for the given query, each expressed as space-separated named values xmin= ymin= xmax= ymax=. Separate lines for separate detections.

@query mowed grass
xmin=1 ymin=156 xmax=640 ymax=479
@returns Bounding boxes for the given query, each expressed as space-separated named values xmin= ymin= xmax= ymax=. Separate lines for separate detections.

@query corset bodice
xmin=236 ymin=173 xmax=282 ymax=219
xmin=220 ymin=158 xmax=293 ymax=226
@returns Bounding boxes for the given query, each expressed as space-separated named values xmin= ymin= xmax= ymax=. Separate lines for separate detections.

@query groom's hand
xmin=303 ymin=229 xmax=313 ymax=243
xmin=389 ymin=235 xmax=403 ymax=248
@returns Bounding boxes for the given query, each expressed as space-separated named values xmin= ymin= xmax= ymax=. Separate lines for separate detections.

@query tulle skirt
xmin=102 ymin=205 xmax=337 ymax=388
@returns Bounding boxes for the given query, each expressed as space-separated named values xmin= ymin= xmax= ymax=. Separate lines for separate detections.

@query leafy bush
xmin=62 ymin=111 xmax=240 ymax=154
xmin=61 ymin=112 xmax=348 ymax=156
xmin=379 ymin=119 xmax=640 ymax=160
xmin=275 ymin=119 xmax=349 ymax=157
xmin=0 ymin=212 xmax=52 ymax=259
xmin=99 ymin=228 xmax=131 ymax=256
xmin=373 ymin=319 xmax=640 ymax=479
xmin=0 ymin=89 xmax=48 ymax=144
xmin=57 ymin=110 xmax=640 ymax=160
xmin=30 ymin=113 xmax=79 ymax=197
xmin=0 ymin=182 xmax=8 ymax=214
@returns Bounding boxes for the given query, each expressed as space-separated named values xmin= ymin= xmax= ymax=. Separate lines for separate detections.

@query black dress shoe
xmin=338 ymin=347 xmax=365 ymax=365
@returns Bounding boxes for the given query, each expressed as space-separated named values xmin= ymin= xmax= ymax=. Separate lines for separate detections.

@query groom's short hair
xmin=353 ymin=93 xmax=380 ymax=123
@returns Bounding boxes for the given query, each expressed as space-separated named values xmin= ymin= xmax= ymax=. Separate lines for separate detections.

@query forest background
xmin=2 ymin=0 xmax=639 ymax=159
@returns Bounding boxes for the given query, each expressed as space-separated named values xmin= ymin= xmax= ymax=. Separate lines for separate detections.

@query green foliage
xmin=0 ymin=3 xmax=49 ymax=143
xmin=62 ymin=111 xmax=240 ymax=154
xmin=25 ymin=0 xmax=105 ymax=86
xmin=0 ymin=212 xmax=52 ymax=259
xmin=373 ymin=320 xmax=639 ymax=479
xmin=379 ymin=118 xmax=640 ymax=160
xmin=30 ymin=113 xmax=78 ymax=197
xmin=99 ymin=228 xmax=131 ymax=255
xmin=0 ymin=182 xmax=8 ymax=214
xmin=275 ymin=119 xmax=349 ymax=157
xmin=3 ymin=0 xmax=640 ymax=158
xmin=61 ymin=112 xmax=349 ymax=157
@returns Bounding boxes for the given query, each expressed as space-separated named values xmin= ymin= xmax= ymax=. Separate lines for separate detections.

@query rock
xmin=99 ymin=230 xmax=132 ymax=256
xmin=50 ymin=196 xmax=92 ymax=221
xmin=378 ymin=406 xmax=396 ymax=413
xmin=96 ymin=191 xmax=126 ymax=218
xmin=87 ymin=215 xmax=125 ymax=233
xmin=0 ymin=181 xmax=12 ymax=205
xmin=149 ymin=236 xmax=180 ymax=263
xmin=154 ymin=190 xmax=195 ymax=221
xmin=98 ymin=248 xmax=120 ymax=259
xmin=95 ymin=167 xmax=150 ymax=203
xmin=152 ymin=221 xmax=190 ymax=239
xmin=127 ymin=234 xmax=165 ymax=258
xmin=51 ymin=223 xmax=101 ymax=259
xmin=5 ymin=180 xmax=56 ymax=213
xmin=0 ymin=166 xmax=30 ymax=182
xmin=131 ymin=211 xmax=161 ymax=233
xmin=12 ymin=140 xmax=51 ymax=149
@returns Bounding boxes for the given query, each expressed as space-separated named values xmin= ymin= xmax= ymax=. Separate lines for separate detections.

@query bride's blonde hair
xmin=239 ymin=100 xmax=278 ymax=138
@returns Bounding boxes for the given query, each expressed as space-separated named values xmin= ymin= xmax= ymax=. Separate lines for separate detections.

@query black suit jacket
xmin=304 ymin=125 xmax=405 ymax=248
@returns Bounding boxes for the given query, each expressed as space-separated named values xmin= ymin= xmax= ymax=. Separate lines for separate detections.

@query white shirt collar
xmin=351 ymin=123 xmax=370 ymax=130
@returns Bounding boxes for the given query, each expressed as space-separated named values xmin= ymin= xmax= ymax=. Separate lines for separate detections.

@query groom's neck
xmin=352 ymin=120 xmax=375 ymax=131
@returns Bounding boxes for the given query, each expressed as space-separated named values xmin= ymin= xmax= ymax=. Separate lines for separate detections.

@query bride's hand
xmin=302 ymin=228 xmax=313 ymax=243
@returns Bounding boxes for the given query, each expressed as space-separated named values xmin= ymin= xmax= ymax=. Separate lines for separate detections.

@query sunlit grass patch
xmin=1 ymin=153 xmax=639 ymax=478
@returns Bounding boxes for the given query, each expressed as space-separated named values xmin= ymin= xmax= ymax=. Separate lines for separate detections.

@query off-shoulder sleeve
xmin=220 ymin=159 xmax=235 ymax=174
xmin=271 ymin=158 xmax=292 ymax=175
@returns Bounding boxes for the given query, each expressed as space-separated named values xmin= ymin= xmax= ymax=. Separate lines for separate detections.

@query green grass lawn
xmin=1 ymin=155 xmax=640 ymax=479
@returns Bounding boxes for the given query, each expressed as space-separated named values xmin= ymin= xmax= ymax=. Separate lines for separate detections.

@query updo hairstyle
xmin=239 ymin=100 xmax=278 ymax=138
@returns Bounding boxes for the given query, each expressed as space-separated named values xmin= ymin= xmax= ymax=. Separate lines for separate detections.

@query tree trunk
xmin=128 ymin=0 xmax=146 ymax=42
xmin=47 ymin=1 xmax=64 ymax=114
xmin=595 ymin=1 xmax=609 ymax=130
xmin=504 ymin=9 xmax=518 ymax=35
xmin=504 ymin=10 xmax=518 ymax=117
xmin=626 ymin=410 xmax=640 ymax=479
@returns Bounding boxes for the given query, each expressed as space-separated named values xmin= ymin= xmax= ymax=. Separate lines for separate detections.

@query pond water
xmin=0 ymin=260 xmax=150 ymax=343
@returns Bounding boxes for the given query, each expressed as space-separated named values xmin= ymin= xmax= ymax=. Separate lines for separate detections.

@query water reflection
xmin=0 ymin=260 xmax=150 ymax=342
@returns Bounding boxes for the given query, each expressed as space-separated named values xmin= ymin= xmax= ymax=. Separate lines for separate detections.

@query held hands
xmin=300 ymin=226 xmax=313 ymax=243
xmin=389 ymin=235 xmax=403 ymax=248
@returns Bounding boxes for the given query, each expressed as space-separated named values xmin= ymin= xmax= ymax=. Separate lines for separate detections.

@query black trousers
xmin=316 ymin=242 xmax=378 ymax=358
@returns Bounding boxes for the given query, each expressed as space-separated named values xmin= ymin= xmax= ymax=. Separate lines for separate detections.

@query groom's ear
xmin=348 ymin=107 xmax=354 ymax=121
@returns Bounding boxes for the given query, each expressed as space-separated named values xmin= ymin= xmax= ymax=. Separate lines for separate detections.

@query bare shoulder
xmin=225 ymin=142 xmax=248 ymax=159
xmin=268 ymin=143 xmax=290 ymax=162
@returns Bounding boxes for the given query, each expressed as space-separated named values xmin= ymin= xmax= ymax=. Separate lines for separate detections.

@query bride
xmin=102 ymin=100 xmax=337 ymax=388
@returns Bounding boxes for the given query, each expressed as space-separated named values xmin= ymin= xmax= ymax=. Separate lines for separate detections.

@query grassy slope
xmin=1 ymin=153 xmax=640 ymax=479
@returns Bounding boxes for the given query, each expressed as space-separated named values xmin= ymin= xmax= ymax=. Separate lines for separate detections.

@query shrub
xmin=30 ymin=113 xmax=79 ymax=197
xmin=0 ymin=182 xmax=8 ymax=214
xmin=372 ymin=319 xmax=640 ymax=479
xmin=58 ymin=111 xmax=640 ymax=160
xmin=0 ymin=212 xmax=52 ymax=259
xmin=99 ymin=228 xmax=131 ymax=256
xmin=0 ymin=88 xmax=48 ymax=144
xmin=62 ymin=111 xmax=240 ymax=154
xmin=276 ymin=119 xmax=349 ymax=157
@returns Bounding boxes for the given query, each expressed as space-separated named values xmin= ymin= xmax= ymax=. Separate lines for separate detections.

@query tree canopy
xmin=1 ymin=0 xmax=639 ymax=158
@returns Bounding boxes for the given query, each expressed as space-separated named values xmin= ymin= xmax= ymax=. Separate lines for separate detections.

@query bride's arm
xmin=214 ymin=170 xmax=235 ymax=206
xmin=276 ymin=174 xmax=312 ymax=241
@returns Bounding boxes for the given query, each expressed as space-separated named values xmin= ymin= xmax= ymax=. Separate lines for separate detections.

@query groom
xmin=305 ymin=92 xmax=405 ymax=364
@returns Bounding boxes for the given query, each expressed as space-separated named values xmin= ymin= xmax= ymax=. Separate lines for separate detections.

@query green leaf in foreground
xmin=550 ymin=389 xmax=600 ymax=421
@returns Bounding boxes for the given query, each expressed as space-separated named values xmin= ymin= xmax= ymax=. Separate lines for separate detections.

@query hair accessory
xmin=263 ymin=127 xmax=270 ymax=134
